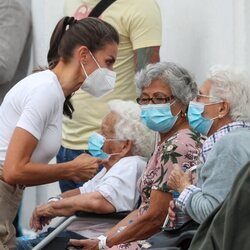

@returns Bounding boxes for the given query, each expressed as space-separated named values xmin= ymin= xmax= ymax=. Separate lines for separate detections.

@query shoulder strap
xmin=88 ymin=0 xmax=117 ymax=17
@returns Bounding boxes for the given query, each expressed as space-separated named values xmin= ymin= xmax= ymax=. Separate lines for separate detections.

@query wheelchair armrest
xmin=75 ymin=210 xmax=130 ymax=220
xmin=33 ymin=211 xmax=131 ymax=250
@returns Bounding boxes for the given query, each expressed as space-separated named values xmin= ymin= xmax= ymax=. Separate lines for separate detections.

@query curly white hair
xmin=107 ymin=99 xmax=155 ymax=159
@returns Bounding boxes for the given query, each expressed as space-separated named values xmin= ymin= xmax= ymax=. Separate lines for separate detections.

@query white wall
xmin=157 ymin=0 xmax=250 ymax=83
xmin=21 ymin=0 xmax=250 ymax=233
xmin=32 ymin=0 xmax=64 ymax=67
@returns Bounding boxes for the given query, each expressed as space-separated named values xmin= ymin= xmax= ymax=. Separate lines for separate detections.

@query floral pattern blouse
xmin=138 ymin=128 xmax=204 ymax=215
xmin=110 ymin=129 xmax=204 ymax=250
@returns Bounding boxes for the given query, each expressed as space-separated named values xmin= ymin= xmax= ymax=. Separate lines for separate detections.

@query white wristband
xmin=97 ymin=235 xmax=107 ymax=250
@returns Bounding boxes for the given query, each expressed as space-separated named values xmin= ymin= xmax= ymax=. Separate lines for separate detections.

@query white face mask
xmin=80 ymin=51 xmax=116 ymax=97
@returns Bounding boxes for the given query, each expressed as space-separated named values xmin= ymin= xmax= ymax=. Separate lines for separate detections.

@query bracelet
xmin=97 ymin=235 xmax=107 ymax=250
xmin=47 ymin=195 xmax=63 ymax=203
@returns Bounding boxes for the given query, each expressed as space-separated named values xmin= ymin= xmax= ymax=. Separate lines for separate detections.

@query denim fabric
xmin=56 ymin=146 xmax=103 ymax=193
xmin=17 ymin=231 xmax=49 ymax=250
xmin=16 ymin=228 xmax=85 ymax=250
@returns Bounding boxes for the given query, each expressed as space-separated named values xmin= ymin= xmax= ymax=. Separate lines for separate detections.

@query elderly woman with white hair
xmin=17 ymin=99 xmax=155 ymax=249
xmin=167 ymin=65 xmax=250 ymax=226
xmin=69 ymin=62 xmax=205 ymax=250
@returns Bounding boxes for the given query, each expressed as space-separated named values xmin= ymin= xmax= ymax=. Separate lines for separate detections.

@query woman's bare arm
xmin=3 ymin=128 xmax=100 ymax=185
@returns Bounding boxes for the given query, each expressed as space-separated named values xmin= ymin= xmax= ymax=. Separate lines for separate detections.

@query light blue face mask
xmin=88 ymin=132 xmax=120 ymax=159
xmin=140 ymin=103 xmax=179 ymax=133
xmin=187 ymin=101 xmax=218 ymax=135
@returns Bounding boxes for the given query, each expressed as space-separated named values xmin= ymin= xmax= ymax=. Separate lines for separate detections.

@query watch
xmin=97 ymin=235 xmax=107 ymax=250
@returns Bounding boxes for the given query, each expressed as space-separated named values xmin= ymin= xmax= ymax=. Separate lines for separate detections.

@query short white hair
xmin=207 ymin=65 xmax=250 ymax=122
xmin=107 ymin=99 xmax=155 ymax=159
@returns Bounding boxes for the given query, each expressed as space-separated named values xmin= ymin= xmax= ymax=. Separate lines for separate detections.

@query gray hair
xmin=208 ymin=65 xmax=250 ymax=122
xmin=135 ymin=62 xmax=198 ymax=104
xmin=107 ymin=99 xmax=155 ymax=159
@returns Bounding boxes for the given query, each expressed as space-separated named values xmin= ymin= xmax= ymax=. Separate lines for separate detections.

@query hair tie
xmin=68 ymin=16 xmax=77 ymax=26
xmin=63 ymin=17 xmax=77 ymax=31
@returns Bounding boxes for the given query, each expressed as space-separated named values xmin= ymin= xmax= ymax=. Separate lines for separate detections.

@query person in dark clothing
xmin=189 ymin=160 xmax=250 ymax=250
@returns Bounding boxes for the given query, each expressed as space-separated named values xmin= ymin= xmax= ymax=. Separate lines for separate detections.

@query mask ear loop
xmin=88 ymin=50 xmax=101 ymax=68
xmin=107 ymin=152 xmax=120 ymax=159
xmin=170 ymin=99 xmax=182 ymax=118
xmin=104 ymin=138 xmax=127 ymax=160
xmin=210 ymin=115 xmax=221 ymax=121
xmin=80 ymin=62 xmax=89 ymax=78
xmin=203 ymin=100 xmax=224 ymax=121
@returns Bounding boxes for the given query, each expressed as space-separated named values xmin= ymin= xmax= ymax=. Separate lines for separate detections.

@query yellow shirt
xmin=63 ymin=0 xmax=162 ymax=149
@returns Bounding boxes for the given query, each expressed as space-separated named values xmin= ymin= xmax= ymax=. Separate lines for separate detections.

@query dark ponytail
xmin=47 ymin=16 xmax=77 ymax=69
xmin=47 ymin=16 xmax=119 ymax=119
xmin=47 ymin=17 xmax=78 ymax=119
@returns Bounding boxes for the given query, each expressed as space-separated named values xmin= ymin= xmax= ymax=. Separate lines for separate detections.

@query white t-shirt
xmin=79 ymin=155 xmax=146 ymax=212
xmin=69 ymin=155 xmax=146 ymax=238
xmin=0 ymin=70 xmax=65 ymax=164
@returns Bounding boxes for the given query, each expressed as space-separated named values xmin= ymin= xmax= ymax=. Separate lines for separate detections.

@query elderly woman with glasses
xmin=69 ymin=62 xmax=205 ymax=250
xmin=166 ymin=65 xmax=250 ymax=228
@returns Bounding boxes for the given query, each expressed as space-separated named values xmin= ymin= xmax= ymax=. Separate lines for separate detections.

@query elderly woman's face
xmin=100 ymin=112 xmax=125 ymax=155
xmin=140 ymin=79 xmax=180 ymax=116
xmin=195 ymin=80 xmax=223 ymax=119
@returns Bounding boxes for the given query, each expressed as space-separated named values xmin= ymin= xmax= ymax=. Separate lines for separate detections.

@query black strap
xmin=88 ymin=0 xmax=117 ymax=17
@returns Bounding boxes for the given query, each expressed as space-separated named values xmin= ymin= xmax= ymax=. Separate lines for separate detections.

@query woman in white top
xmin=0 ymin=16 xmax=119 ymax=249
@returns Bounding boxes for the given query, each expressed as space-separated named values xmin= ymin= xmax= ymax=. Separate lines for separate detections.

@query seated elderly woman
xmin=17 ymin=99 xmax=155 ymax=249
xmin=166 ymin=65 xmax=250 ymax=228
xmin=69 ymin=62 xmax=204 ymax=250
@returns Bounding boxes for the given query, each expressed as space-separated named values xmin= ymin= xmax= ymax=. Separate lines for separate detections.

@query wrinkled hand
xmin=71 ymin=154 xmax=107 ymax=182
xmin=167 ymin=164 xmax=192 ymax=193
xmin=168 ymin=200 xmax=176 ymax=227
xmin=69 ymin=239 xmax=99 ymax=250
xmin=29 ymin=204 xmax=53 ymax=231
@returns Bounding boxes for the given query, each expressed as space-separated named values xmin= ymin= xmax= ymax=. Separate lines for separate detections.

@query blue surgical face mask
xmin=187 ymin=101 xmax=219 ymax=135
xmin=140 ymin=102 xmax=179 ymax=133
xmin=88 ymin=132 xmax=120 ymax=159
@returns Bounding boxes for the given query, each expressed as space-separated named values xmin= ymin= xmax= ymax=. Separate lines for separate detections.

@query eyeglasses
xmin=196 ymin=94 xmax=222 ymax=102
xmin=136 ymin=95 xmax=174 ymax=105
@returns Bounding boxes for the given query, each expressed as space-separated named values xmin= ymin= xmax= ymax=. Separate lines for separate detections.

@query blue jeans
xmin=16 ymin=227 xmax=85 ymax=250
xmin=56 ymin=146 xmax=103 ymax=193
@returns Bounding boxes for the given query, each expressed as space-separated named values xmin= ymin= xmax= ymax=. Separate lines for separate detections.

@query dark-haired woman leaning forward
xmin=0 ymin=16 xmax=119 ymax=249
